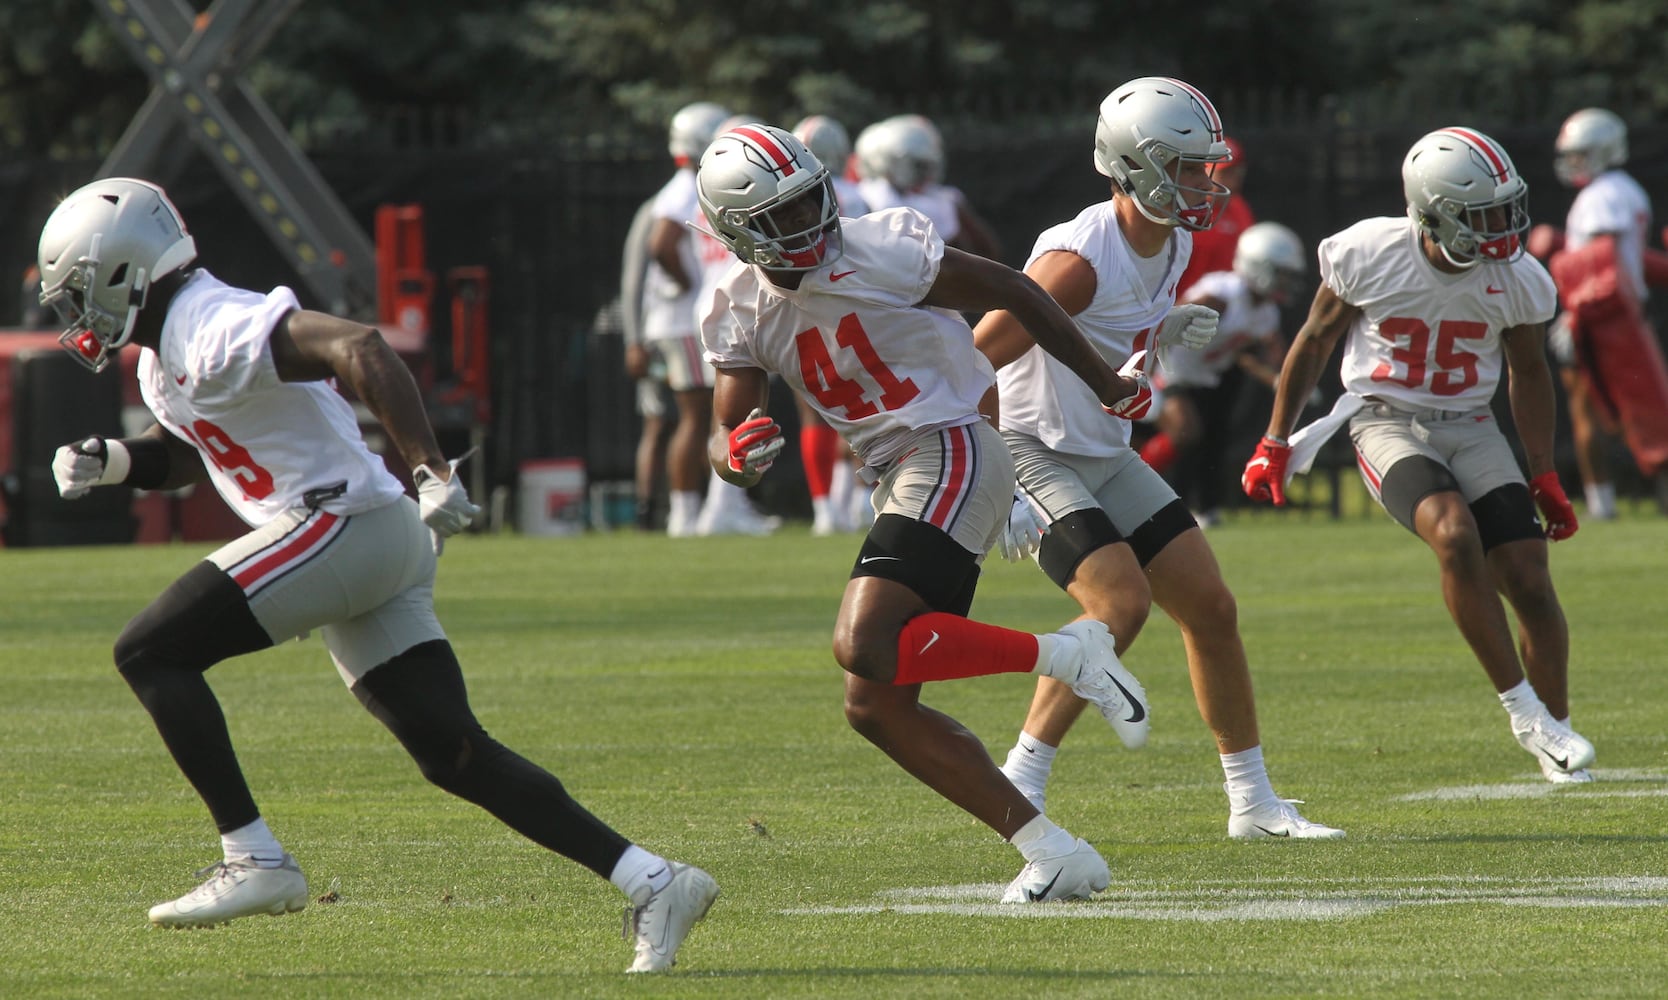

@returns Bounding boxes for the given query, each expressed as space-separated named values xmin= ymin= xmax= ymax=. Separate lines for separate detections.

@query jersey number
xmin=180 ymin=419 xmax=276 ymax=500
xmin=1370 ymin=317 xmax=1487 ymax=396
xmin=795 ymin=313 xmax=920 ymax=420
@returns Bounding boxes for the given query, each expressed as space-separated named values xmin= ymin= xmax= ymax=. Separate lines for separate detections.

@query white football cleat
xmin=1001 ymin=838 xmax=1110 ymax=903
xmin=148 ymin=853 xmax=308 ymax=928
xmin=1539 ymin=755 xmax=1595 ymax=784
xmin=624 ymin=862 xmax=719 ymax=973
xmin=1227 ymin=791 xmax=1346 ymax=841
xmin=1514 ymin=712 xmax=1596 ymax=779
xmin=1056 ymin=620 xmax=1149 ymax=748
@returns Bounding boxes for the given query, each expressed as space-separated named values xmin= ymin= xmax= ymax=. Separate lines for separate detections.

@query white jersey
xmin=1166 ymin=269 xmax=1280 ymax=388
xmin=999 ymin=200 xmax=1192 ymax=456
xmin=857 ymin=179 xmax=961 ymax=244
xmin=138 ymin=270 xmax=407 ymax=527
xmin=1322 ymin=217 xmax=1556 ymax=411
xmin=701 ymin=208 xmax=992 ymax=468
xmin=832 ymin=177 xmax=871 ymax=218
xmin=1565 ymin=169 xmax=1652 ymax=301
xmin=641 ymin=167 xmax=702 ymax=342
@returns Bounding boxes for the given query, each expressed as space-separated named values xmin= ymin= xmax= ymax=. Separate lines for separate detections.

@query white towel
xmin=1286 ymin=394 xmax=1367 ymax=482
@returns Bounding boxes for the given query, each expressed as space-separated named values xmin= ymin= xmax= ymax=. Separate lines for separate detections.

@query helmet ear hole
xmin=107 ymin=262 xmax=128 ymax=287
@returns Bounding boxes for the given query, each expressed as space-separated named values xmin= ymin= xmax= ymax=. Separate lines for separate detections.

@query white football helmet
xmin=853 ymin=115 xmax=942 ymax=192
xmin=1402 ymin=127 xmax=1529 ymax=267
xmin=697 ymin=124 xmax=842 ymax=272
xmin=668 ymin=101 xmax=731 ymax=164
xmin=1232 ymin=222 xmax=1307 ymax=304
xmin=37 ymin=177 xmax=197 ymax=373
xmin=1094 ymin=77 xmax=1232 ymax=230
xmin=793 ymin=115 xmax=852 ymax=178
xmin=1554 ymin=108 xmax=1627 ymax=188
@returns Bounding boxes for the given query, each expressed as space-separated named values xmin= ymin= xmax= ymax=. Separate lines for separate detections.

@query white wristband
xmin=98 ymin=439 xmax=133 ymax=485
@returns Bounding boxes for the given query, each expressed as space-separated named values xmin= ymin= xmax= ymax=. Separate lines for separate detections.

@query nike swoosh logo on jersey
xmin=919 ymin=631 xmax=941 ymax=655
xmin=830 ymin=270 xmax=857 ymax=281
xmin=859 ymin=555 xmax=899 ymax=565
xmin=1486 ymin=285 xmax=1505 ymax=294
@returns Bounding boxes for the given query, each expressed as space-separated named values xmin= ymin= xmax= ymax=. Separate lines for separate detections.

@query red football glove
xmin=1528 ymin=471 xmax=1579 ymax=541
xmin=1103 ymin=350 xmax=1154 ymax=421
xmin=1242 ymin=436 xmax=1292 ymax=506
xmin=726 ymin=407 xmax=785 ymax=476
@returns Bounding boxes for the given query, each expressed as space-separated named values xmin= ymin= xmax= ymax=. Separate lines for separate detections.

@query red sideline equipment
xmin=1549 ymin=236 xmax=1668 ymax=477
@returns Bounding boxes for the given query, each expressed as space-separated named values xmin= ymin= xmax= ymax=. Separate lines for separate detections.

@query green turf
xmin=2 ymin=511 xmax=1664 ymax=998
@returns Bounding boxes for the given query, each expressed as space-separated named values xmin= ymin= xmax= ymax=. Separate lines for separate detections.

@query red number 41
xmin=795 ymin=313 xmax=920 ymax=419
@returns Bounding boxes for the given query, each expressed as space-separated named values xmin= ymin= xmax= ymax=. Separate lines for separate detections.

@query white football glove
xmin=997 ymin=493 xmax=1050 ymax=563
xmin=1153 ymin=303 xmax=1219 ymax=370
xmin=413 ymin=462 xmax=482 ymax=554
xmin=52 ymin=437 xmax=130 ymax=499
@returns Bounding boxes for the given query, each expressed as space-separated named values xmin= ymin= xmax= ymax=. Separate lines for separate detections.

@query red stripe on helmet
xmin=1442 ymin=128 xmax=1509 ymax=182
xmin=1163 ymin=77 xmax=1222 ymax=134
xmin=733 ymin=125 xmax=796 ymax=177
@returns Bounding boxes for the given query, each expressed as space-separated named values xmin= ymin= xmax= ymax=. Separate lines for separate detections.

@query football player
xmin=1533 ymin=108 xmax=1668 ymax=519
xmin=1243 ymin=127 xmax=1596 ymax=783
xmin=976 ymin=77 xmax=1344 ymax=839
xmin=39 ymin=178 xmax=715 ymax=971
xmin=638 ymin=100 xmax=736 ymax=536
xmin=696 ymin=123 xmax=1150 ymax=902
xmin=854 ymin=114 xmax=1003 ymax=262
xmin=1143 ymin=221 xmax=1310 ymax=524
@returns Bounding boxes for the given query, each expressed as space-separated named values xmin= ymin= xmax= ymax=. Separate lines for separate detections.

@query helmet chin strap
xmin=1438 ymin=242 xmax=1482 ymax=269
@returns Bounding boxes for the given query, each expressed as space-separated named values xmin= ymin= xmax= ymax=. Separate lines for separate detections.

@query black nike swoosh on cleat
xmin=1539 ymin=749 xmax=1571 ymax=771
xmin=1026 ymin=869 xmax=1064 ymax=902
xmin=1254 ymin=824 xmax=1290 ymax=838
xmin=1105 ymin=672 xmax=1146 ymax=723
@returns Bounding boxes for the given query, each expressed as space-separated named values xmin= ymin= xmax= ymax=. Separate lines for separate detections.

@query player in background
xmin=977 ymin=77 xmax=1343 ymax=840
xmin=1243 ymin=127 xmax=1596 ymax=784
xmin=1142 ymin=222 xmax=1309 ymax=525
xmin=620 ymin=194 xmax=675 ymax=530
xmin=855 ymin=114 xmax=1004 ymax=262
xmin=640 ymin=100 xmax=732 ymax=536
xmin=1528 ymin=108 xmax=1668 ymax=519
xmin=40 ymin=178 xmax=716 ymax=971
xmin=792 ymin=113 xmax=872 ymax=534
xmin=696 ymin=123 xmax=1152 ymax=901
xmin=687 ymin=113 xmax=783 ymax=536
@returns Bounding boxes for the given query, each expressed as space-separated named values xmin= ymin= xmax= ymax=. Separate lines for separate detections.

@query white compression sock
xmin=1002 ymin=732 xmax=1058 ymax=793
xmin=610 ymin=844 xmax=674 ymax=903
xmin=1008 ymin=813 xmax=1077 ymax=863
xmin=1221 ymin=745 xmax=1277 ymax=808
xmin=1498 ymin=679 xmax=1546 ymax=731
xmin=221 ymin=817 xmax=284 ymax=865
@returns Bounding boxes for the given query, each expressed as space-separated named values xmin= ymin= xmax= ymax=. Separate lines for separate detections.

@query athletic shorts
xmin=635 ymin=376 xmax=672 ymax=420
xmin=1003 ymin=431 xmax=1178 ymax=534
xmin=647 ymin=334 xmax=714 ymax=393
xmin=1349 ymin=401 xmax=1524 ymax=506
xmin=208 ymin=497 xmax=446 ymax=684
xmin=870 ymin=419 xmax=1014 ymax=555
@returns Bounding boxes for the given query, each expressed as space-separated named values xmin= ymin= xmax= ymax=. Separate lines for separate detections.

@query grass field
xmin=3 ymin=510 xmax=1665 ymax=998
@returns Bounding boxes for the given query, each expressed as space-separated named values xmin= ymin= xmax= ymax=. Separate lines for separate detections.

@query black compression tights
xmin=352 ymin=640 xmax=630 ymax=879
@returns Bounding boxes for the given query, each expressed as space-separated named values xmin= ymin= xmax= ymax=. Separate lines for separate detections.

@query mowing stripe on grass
xmin=783 ymin=876 xmax=1668 ymax=921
